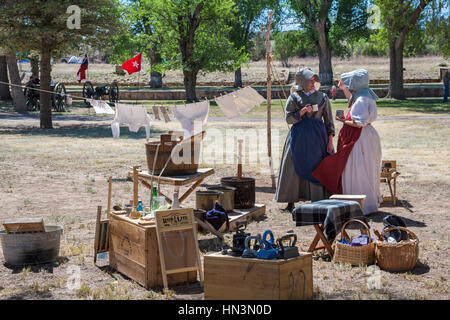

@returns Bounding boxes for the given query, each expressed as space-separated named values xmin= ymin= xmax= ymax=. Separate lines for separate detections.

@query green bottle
xmin=151 ymin=187 xmax=158 ymax=209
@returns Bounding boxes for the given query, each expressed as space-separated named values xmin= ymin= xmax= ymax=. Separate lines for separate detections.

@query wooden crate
xmin=109 ymin=213 xmax=197 ymax=289
xmin=204 ymin=252 xmax=313 ymax=300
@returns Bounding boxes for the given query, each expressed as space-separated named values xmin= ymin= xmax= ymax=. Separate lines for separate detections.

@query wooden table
xmin=128 ymin=168 xmax=215 ymax=205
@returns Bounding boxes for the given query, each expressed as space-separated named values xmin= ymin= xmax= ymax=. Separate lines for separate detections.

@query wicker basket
xmin=333 ymin=219 xmax=375 ymax=266
xmin=375 ymin=227 xmax=419 ymax=272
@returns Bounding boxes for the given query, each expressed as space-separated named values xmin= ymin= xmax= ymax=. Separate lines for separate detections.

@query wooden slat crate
xmin=204 ymin=252 xmax=313 ymax=300
xmin=108 ymin=213 xmax=197 ymax=289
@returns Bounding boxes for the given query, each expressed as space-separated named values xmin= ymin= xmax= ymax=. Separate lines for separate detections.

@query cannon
xmin=82 ymin=81 xmax=119 ymax=107
xmin=23 ymin=79 xmax=68 ymax=112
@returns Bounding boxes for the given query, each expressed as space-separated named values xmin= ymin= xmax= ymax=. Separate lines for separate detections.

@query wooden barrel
xmin=196 ymin=190 xmax=224 ymax=211
xmin=0 ymin=226 xmax=63 ymax=266
xmin=220 ymin=177 xmax=255 ymax=209
xmin=206 ymin=186 xmax=236 ymax=212
xmin=145 ymin=132 xmax=201 ymax=176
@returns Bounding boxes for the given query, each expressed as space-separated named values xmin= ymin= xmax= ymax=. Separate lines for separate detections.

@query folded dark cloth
xmin=205 ymin=202 xmax=229 ymax=231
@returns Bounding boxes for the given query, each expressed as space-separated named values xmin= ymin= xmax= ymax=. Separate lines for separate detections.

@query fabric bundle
xmin=88 ymin=99 xmax=115 ymax=115
xmin=111 ymin=103 xmax=152 ymax=140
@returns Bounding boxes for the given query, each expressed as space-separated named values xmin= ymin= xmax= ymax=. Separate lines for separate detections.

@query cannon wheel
xmin=23 ymin=86 xmax=39 ymax=111
xmin=53 ymin=83 xmax=67 ymax=112
xmin=83 ymin=81 xmax=95 ymax=107
xmin=109 ymin=81 xmax=119 ymax=105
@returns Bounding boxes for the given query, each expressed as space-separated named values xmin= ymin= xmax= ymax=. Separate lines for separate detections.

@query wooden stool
xmin=308 ymin=224 xmax=334 ymax=257
xmin=330 ymin=194 xmax=366 ymax=213
xmin=380 ymin=160 xmax=400 ymax=205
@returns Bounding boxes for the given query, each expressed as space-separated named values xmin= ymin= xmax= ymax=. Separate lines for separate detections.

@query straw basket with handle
xmin=333 ymin=219 xmax=375 ymax=266
xmin=375 ymin=227 xmax=419 ymax=272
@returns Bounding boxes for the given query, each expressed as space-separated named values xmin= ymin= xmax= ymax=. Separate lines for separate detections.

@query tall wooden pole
xmin=264 ymin=11 xmax=276 ymax=189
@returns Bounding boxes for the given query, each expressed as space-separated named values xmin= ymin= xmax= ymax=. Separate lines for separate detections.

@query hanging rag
xmin=152 ymin=105 xmax=161 ymax=120
xmin=160 ymin=106 xmax=171 ymax=123
xmin=88 ymin=99 xmax=115 ymax=115
xmin=111 ymin=103 xmax=152 ymax=140
xmin=172 ymin=100 xmax=209 ymax=138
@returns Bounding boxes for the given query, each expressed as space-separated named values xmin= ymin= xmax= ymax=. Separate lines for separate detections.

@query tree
xmin=5 ymin=55 xmax=27 ymax=113
xmin=374 ymin=0 xmax=433 ymax=99
xmin=0 ymin=0 xmax=122 ymax=128
xmin=148 ymin=0 xmax=246 ymax=102
xmin=288 ymin=0 xmax=369 ymax=84
xmin=106 ymin=1 xmax=165 ymax=88
xmin=0 ymin=55 xmax=10 ymax=100
xmin=273 ymin=30 xmax=316 ymax=67
xmin=228 ymin=0 xmax=280 ymax=88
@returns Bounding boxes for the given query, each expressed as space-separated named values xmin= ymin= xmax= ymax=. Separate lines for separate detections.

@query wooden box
xmin=109 ymin=213 xmax=197 ymax=289
xmin=204 ymin=252 xmax=313 ymax=300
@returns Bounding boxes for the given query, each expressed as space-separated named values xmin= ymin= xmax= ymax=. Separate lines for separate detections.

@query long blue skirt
xmin=290 ymin=117 xmax=330 ymax=185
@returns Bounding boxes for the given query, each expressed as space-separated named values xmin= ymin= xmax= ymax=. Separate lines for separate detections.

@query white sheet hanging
xmin=215 ymin=94 xmax=241 ymax=118
xmin=235 ymin=86 xmax=266 ymax=105
xmin=88 ymin=99 xmax=115 ymax=115
xmin=172 ymin=101 xmax=210 ymax=138
xmin=111 ymin=103 xmax=152 ymax=140
xmin=215 ymin=87 xmax=266 ymax=119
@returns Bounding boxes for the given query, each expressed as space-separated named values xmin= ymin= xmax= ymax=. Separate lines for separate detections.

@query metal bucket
xmin=196 ymin=190 xmax=224 ymax=212
xmin=0 ymin=226 xmax=63 ymax=266
xmin=206 ymin=186 xmax=236 ymax=212
xmin=220 ymin=177 xmax=256 ymax=209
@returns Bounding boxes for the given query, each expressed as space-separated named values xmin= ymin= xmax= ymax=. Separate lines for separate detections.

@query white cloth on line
xmin=88 ymin=99 xmax=115 ymax=115
xmin=215 ymin=94 xmax=241 ymax=118
xmin=172 ymin=101 xmax=210 ymax=138
xmin=111 ymin=103 xmax=152 ymax=140
xmin=234 ymin=86 xmax=266 ymax=105
xmin=215 ymin=86 xmax=266 ymax=119
xmin=342 ymin=96 xmax=382 ymax=214
xmin=152 ymin=105 xmax=161 ymax=120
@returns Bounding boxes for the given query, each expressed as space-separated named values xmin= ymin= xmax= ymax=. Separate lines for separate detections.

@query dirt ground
xmin=0 ymin=98 xmax=449 ymax=300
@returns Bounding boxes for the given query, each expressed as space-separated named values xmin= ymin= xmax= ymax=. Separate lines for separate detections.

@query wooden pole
xmin=264 ymin=11 xmax=276 ymax=189
xmin=107 ymin=176 xmax=112 ymax=219
xmin=237 ymin=139 xmax=243 ymax=180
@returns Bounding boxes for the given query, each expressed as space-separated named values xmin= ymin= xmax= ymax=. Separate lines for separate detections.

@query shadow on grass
xmin=5 ymin=256 xmax=69 ymax=275
xmin=1 ymin=123 xmax=166 ymax=139
xmin=368 ymin=211 xmax=426 ymax=228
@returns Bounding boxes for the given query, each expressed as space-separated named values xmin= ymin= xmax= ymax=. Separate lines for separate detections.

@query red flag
xmin=122 ymin=53 xmax=142 ymax=75
xmin=76 ymin=57 xmax=89 ymax=83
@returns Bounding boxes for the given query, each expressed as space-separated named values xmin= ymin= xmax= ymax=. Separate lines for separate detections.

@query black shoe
xmin=282 ymin=203 xmax=295 ymax=213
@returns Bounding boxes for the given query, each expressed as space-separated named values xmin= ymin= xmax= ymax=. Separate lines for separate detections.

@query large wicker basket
xmin=375 ymin=227 xmax=419 ymax=272
xmin=333 ymin=219 xmax=375 ymax=266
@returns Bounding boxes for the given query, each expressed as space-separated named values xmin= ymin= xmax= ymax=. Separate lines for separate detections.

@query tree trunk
xmin=30 ymin=54 xmax=40 ymax=78
xmin=234 ymin=67 xmax=243 ymax=88
xmin=183 ymin=70 xmax=198 ymax=103
xmin=40 ymin=47 xmax=53 ymax=129
xmin=315 ymin=21 xmax=333 ymax=85
xmin=148 ymin=49 xmax=163 ymax=88
xmin=388 ymin=39 xmax=406 ymax=100
xmin=6 ymin=55 xmax=27 ymax=113
xmin=0 ymin=56 xmax=11 ymax=100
